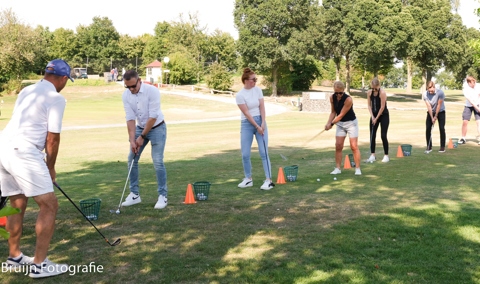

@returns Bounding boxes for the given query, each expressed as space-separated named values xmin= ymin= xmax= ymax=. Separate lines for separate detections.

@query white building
xmin=145 ymin=60 xmax=163 ymax=83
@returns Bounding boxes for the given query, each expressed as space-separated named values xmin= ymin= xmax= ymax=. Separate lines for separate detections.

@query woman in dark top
xmin=366 ymin=78 xmax=390 ymax=163
xmin=325 ymin=81 xmax=361 ymax=176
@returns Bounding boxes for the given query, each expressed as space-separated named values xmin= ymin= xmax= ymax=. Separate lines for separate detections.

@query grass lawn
xmin=1 ymin=85 xmax=480 ymax=283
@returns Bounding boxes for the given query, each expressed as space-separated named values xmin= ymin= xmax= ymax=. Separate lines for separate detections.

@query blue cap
xmin=45 ymin=59 xmax=74 ymax=82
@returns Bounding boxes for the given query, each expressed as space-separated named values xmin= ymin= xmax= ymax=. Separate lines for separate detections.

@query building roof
xmin=146 ymin=60 xmax=162 ymax=68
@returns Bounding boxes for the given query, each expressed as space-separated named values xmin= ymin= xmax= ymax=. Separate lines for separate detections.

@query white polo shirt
xmin=235 ymin=86 xmax=264 ymax=120
xmin=122 ymin=82 xmax=164 ymax=128
xmin=463 ymin=82 xmax=480 ymax=107
xmin=0 ymin=79 xmax=66 ymax=151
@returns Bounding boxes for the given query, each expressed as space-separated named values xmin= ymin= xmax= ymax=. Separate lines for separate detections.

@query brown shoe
xmin=439 ymin=147 xmax=445 ymax=153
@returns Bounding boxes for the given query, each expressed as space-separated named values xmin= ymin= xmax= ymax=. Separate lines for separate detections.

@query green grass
xmin=1 ymin=86 xmax=480 ymax=283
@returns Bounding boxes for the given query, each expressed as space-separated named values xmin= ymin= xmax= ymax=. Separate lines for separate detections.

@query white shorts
xmin=0 ymin=144 xmax=53 ymax=197
xmin=336 ymin=119 xmax=359 ymax=138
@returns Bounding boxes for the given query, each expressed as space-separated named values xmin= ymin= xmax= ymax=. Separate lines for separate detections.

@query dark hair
xmin=241 ymin=68 xmax=255 ymax=84
xmin=124 ymin=70 xmax=139 ymax=81
xmin=427 ymin=81 xmax=435 ymax=88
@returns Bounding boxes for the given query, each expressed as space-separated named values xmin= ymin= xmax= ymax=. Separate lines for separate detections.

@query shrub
xmin=206 ymin=62 xmax=233 ymax=91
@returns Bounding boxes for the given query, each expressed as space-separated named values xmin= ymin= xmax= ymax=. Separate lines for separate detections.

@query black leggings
xmin=370 ymin=113 xmax=390 ymax=155
xmin=426 ymin=111 xmax=446 ymax=148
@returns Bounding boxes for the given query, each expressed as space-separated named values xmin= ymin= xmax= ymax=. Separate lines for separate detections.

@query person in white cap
xmin=0 ymin=59 xmax=72 ymax=278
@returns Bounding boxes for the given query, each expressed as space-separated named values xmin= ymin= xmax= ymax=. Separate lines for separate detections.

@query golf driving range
xmin=1 ymin=83 xmax=480 ymax=283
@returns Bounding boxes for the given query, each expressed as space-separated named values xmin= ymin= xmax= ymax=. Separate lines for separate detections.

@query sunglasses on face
xmin=334 ymin=92 xmax=343 ymax=95
xmin=124 ymin=78 xmax=140 ymax=89
xmin=248 ymin=78 xmax=257 ymax=82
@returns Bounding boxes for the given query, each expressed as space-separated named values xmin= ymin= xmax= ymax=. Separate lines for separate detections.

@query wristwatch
xmin=141 ymin=134 xmax=147 ymax=139
xmin=331 ymin=122 xmax=335 ymax=126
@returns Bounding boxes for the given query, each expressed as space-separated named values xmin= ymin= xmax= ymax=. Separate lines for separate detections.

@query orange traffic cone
xmin=277 ymin=168 xmax=286 ymax=184
xmin=0 ymin=216 xmax=6 ymax=226
xmin=396 ymin=145 xmax=404 ymax=157
xmin=448 ymin=138 xmax=454 ymax=149
xmin=184 ymin=184 xmax=196 ymax=204
xmin=344 ymin=155 xmax=352 ymax=169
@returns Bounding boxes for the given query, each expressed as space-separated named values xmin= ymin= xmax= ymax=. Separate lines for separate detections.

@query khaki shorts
xmin=0 ymin=144 xmax=53 ymax=197
xmin=336 ymin=119 xmax=359 ymax=138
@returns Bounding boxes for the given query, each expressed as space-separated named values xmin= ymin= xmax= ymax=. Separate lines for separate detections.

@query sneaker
xmin=5 ymin=253 xmax=34 ymax=268
xmin=355 ymin=168 xmax=362 ymax=175
xmin=382 ymin=156 xmax=389 ymax=163
xmin=260 ymin=180 xmax=275 ymax=190
xmin=121 ymin=192 xmax=141 ymax=206
xmin=238 ymin=178 xmax=253 ymax=188
xmin=29 ymin=258 xmax=68 ymax=278
xmin=154 ymin=195 xmax=167 ymax=209
xmin=424 ymin=147 xmax=432 ymax=154
xmin=366 ymin=155 xmax=376 ymax=162
xmin=439 ymin=147 xmax=446 ymax=153
xmin=459 ymin=138 xmax=466 ymax=144
xmin=330 ymin=168 xmax=341 ymax=175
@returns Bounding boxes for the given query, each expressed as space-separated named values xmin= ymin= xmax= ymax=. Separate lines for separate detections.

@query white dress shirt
xmin=122 ymin=82 xmax=164 ymax=128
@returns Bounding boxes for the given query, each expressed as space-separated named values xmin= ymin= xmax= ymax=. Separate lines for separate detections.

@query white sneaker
xmin=260 ymin=180 xmax=275 ymax=190
xmin=366 ymin=155 xmax=376 ymax=162
xmin=355 ymin=168 xmax=362 ymax=175
xmin=154 ymin=195 xmax=167 ymax=209
xmin=121 ymin=192 xmax=141 ymax=206
xmin=459 ymin=138 xmax=466 ymax=144
xmin=238 ymin=178 xmax=253 ymax=188
xmin=330 ymin=168 xmax=341 ymax=175
xmin=382 ymin=156 xmax=389 ymax=163
xmin=29 ymin=258 xmax=68 ymax=278
xmin=424 ymin=148 xmax=432 ymax=154
xmin=5 ymin=253 xmax=34 ymax=268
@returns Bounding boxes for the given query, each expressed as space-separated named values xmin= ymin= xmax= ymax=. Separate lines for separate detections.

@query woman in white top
xmin=236 ymin=68 xmax=274 ymax=190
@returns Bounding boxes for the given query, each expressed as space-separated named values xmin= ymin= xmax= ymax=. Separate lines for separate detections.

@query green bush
xmin=1 ymin=79 xmax=23 ymax=95
xmin=167 ymin=51 xmax=196 ymax=85
xmin=0 ymin=206 xmax=21 ymax=240
xmin=66 ymin=79 xmax=111 ymax=87
xmin=205 ymin=62 xmax=233 ymax=91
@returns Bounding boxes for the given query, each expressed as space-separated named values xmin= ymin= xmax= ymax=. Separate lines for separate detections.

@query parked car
xmin=72 ymin=68 xmax=88 ymax=79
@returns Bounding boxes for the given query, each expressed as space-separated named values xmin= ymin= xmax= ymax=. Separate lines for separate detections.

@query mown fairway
xmin=1 ymin=84 xmax=479 ymax=283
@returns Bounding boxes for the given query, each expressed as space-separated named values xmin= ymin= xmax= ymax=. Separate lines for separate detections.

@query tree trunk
xmin=334 ymin=57 xmax=340 ymax=81
xmin=374 ymin=70 xmax=378 ymax=78
xmin=421 ymin=68 xmax=427 ymax=94
xmin=345 ymin=53 xmax=351 ymax=94
xmin=426 ymin=69 xmax=432 ymax=83
xmin=362 ymin=67 xmax=366 ymax=90
xmin=272 ymin=64 xmax=278 ymax=97
xmin=406 ymin=56 xmax=412 ymax=93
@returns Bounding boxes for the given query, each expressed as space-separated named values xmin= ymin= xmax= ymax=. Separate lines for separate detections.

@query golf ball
xmin=116 ymin=210 xmax=120 ymax=214
xmin=334 ymin=177 xmax=337 ymax=180
xmin=317 ymin=179 xmax=320 ymax=181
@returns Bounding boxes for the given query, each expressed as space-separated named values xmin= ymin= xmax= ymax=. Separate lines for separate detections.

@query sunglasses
xmin=124 ymin=78 xmax=140 ymax=89
xmin=334 ymin=92 xmax=343 ymax=95
xmin=248 ymin=78 xmax=257 ymax=82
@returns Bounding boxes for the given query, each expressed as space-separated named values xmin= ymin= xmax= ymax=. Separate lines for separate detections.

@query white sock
xmin=11 ymin=253 xmax=23 ymax=260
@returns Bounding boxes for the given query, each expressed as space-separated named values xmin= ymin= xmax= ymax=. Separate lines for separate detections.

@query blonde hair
xmin=241 ymin=68 xmax=255 ymax=84
xmin=333 ymin=81 xmax=345 ymax=90
xmin=467 ymin=76 xmax=476 ymax=84
xmin=371 ymin=78 xmax=380 ymax=87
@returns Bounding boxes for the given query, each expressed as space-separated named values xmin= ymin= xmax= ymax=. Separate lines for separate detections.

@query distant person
xmin=423 ymin=81 xmax=446 ymax=153
xmin=236 ymin=68 xmax=274 ymax=190
xmin=114 ymin=68 xmax=118 ymax=81
xmin=0 ymin=59 xmax=71 ymax=278
xmin=366 ymin=78 xmax=390 ymax=163
xmin=325 ymin=81 xmax=361 ymax=175
xmin=121 ymin=70 xmax=168 ymax=209
xmin=122 ymin=68 xmax=126 ymax=80
xmin=110 ymin=68 xmax=115 ymax=82
xmin=459 ymin=76 xmax=480 ymax=144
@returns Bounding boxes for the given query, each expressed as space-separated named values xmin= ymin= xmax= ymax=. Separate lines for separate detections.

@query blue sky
xmin=1 ymin=0 xmax=479 ymax=40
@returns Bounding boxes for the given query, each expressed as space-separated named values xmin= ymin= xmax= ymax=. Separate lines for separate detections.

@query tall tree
xmin=204 ymin=29 xmax=237 ymax=71
xmin=235 ymin=0 xmax=321 ymax=96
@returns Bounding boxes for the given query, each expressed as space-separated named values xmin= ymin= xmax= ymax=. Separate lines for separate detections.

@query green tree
xmin=0 ymin=9 xmax=44 ymax=90
xmin=205 ymin=62 xmax=233 ymax=90
xmin=235 ymin=0 xmax=321 ymax=96
xmin=204 ymin=29 xmax=237 ymax=71
xmin=166 ymin=51 xmax=196 ymax=85
xmin=143 ymin=21 xmax=170 ymax=61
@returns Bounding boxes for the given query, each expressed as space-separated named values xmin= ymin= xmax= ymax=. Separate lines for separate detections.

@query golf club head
xmin=109 ymin=238 xmax=121 ymax=246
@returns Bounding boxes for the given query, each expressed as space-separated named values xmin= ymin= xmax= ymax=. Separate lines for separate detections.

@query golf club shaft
xmin=261 ymin=134 xmax=271 ymax=180
xmin=53 ymin=182 xmax=118 ymax=246
xmin=117 ymin=155 xmax=138 ymax=210
xmin=428 ymin=124 xmax=434 ymax=149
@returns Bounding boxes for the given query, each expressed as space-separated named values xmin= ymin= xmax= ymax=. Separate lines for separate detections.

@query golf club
xmin=53 ymin=182 xmax=121 ymax=247
xmin=365 ymin=121 xmax=375 ymax=163
xmin=0 ymin=196 xmax=8 ymax=211
xmin=110 ymin=155 xmax=138 ymax=214
xmin=425 ymin=124 xmax=435 ymax=154
xmin=280 ymin=129 xmax=326 ymax=161
xmin=261 ymin=134 xmax=274 ymax=187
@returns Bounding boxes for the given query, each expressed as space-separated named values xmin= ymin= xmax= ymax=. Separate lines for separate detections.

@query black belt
xmin=139 ymin=120 xmax=164 ymax=130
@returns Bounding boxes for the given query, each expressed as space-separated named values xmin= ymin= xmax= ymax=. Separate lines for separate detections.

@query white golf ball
xmin=334 ymin=177 xmax=337 ymax=180
xmin=317 ymin=179 xmax=320 ymax=181
xmin=116 ymin=210 xmax=120 ymax=214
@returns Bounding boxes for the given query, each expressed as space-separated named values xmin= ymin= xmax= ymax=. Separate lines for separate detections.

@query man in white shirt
xmin=121 ymin=70 xmax=168 ymax=209
xmin=459 ymin=76 xmax=480 ymax=144
xmin=0 ymin=59 xmax=71 ymax=278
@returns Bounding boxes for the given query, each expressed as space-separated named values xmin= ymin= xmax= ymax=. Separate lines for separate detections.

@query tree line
xmin=1 ymin=0 xmax=480 ymax=96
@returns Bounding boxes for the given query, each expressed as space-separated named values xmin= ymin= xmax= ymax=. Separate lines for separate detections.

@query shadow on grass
xmin=1 ymin=145 xmax=480 ymax=283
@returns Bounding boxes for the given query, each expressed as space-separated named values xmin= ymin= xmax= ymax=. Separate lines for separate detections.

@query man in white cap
xmin=0 ymin=59 xmax=72 ymax=278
